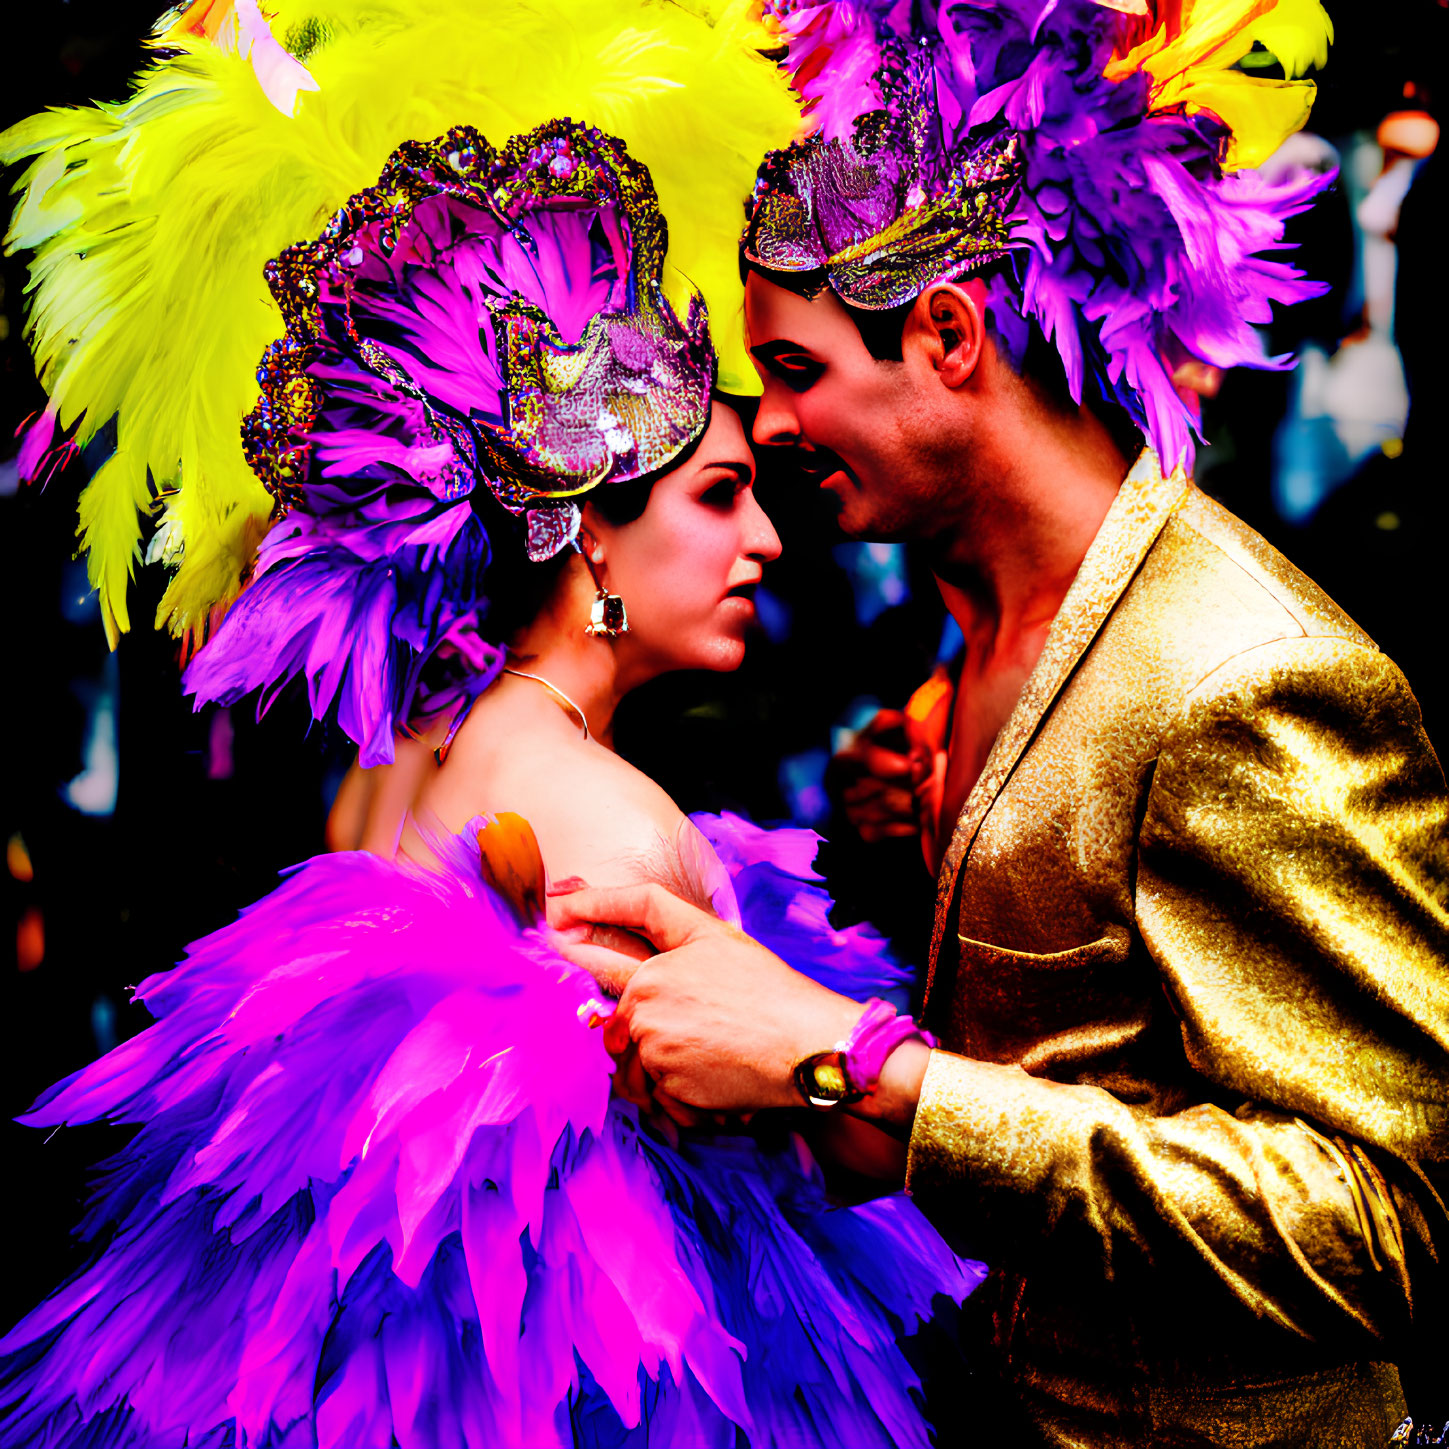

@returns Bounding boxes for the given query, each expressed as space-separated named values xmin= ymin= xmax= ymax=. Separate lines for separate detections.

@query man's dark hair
xmin=743 ymin=258 xmax=1143 ymax=461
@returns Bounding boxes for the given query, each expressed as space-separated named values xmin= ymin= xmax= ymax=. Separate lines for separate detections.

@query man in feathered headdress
xmin=557 ymin=1 xmax=1448 ymax=1442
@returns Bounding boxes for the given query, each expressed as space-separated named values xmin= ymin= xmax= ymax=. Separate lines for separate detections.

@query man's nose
xmin=751 ymin=380 xmax=801 ymax=448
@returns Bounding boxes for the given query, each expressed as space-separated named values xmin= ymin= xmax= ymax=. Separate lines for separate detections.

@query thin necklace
xmin=502 ymin=667 xmax=591 ymax=741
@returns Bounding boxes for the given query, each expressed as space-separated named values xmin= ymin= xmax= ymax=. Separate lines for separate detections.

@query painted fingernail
xmin=580 ymin=998 xmax=616 ymax=1027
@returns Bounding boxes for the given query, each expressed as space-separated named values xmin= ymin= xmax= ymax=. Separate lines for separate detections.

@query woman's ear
xmin=906 ymin=281 xmax=986 ymax=389
xmin=575 ymin=517 xmax=605 ymax=568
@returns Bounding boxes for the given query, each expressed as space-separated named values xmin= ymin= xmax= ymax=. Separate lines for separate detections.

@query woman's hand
xmin=550 ymin=883 xmax=865 ymax=1113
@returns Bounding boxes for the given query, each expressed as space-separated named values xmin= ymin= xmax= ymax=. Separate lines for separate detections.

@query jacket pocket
xmin=945 ymin=929 xmax=1142 ymax=1070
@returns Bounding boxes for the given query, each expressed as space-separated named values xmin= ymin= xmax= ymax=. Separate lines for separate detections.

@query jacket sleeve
xmin=905 ymin=635 xmax=1449 ymax=1348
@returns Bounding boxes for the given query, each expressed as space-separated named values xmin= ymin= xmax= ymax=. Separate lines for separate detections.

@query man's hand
xmin=831 ymin=708 xmax=919 ymax=843
xmin=549 ymin=883 xmax=866 ymax=1113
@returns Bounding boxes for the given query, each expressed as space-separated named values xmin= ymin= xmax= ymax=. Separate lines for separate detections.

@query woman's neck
xmin=507 ymin=568 xmax=637 ymax=750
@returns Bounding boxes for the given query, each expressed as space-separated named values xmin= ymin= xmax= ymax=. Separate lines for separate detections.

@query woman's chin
xmin=705 ymin=635 xmax=749 ymax=673
xmin=692 ymin=633 xmax=750 ymax=674
xmin=633 ymin=633 xmax=748 ymax=678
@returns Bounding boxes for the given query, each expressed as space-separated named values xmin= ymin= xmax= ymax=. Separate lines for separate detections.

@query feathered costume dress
xmin=1 ymin=813 xmax=978 ymax=1448
xmin=0 ymin=4 xmax=979 ymax=1445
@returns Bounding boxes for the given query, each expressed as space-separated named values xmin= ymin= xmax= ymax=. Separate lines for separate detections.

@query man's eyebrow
xmin=749 ymin=340 xmax=809 ymax=362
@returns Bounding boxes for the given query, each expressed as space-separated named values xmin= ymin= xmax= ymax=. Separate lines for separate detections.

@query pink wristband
xmin=839 ymin=998 xmax=936 ymax=1095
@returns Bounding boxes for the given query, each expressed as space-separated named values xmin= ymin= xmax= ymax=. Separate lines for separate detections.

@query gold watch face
xmin=793 ymin=1050 xmax=858 ymax=1109
xmin=811 ymin=1059 xmax=849 ymax=1098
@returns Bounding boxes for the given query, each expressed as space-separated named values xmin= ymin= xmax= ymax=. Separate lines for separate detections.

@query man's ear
xmin=906 ymin=280 xmax=986 ymax=388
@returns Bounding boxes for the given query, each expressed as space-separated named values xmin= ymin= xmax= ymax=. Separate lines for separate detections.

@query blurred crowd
xmin=2 ymin=1 xmax=1444 ymax=1427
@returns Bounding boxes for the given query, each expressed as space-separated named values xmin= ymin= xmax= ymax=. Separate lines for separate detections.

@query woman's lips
xmin=723 ymin=582 xmax=758 ymax=617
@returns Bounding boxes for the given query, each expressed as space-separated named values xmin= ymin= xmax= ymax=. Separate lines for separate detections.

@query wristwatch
xmin=792 ymin=1048 xmax=863 ymax=1110
xmin=792 ymin=999 xmax=936 ymax=1109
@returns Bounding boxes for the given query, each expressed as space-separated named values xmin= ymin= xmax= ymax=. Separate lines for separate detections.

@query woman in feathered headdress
xmin=0 ymin=4 xmax=982 ymax=1444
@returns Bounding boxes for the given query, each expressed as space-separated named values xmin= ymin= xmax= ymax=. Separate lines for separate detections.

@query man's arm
xmin=908 ymin=635 xmax=1449 ymax=1347
xmin=551 ymin=884 xmax=923 ymax=1122
xmin=553 ymin=634 xmax=1449 ymax=1348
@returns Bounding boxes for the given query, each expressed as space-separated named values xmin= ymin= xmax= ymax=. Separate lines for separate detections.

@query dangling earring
xmin=586 ymin=587 xmax=629 ymax=638
xmin=580 ymin=546 xmax=629 ymax=639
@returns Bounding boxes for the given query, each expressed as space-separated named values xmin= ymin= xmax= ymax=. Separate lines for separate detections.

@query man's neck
xmin=923 ymin=410 xmax=1129 ymax=862
xmin=929 ymin=408 xmax=1128 ymax=672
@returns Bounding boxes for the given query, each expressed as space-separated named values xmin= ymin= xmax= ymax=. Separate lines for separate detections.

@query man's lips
xmin=785 ymin=446 xmax=851 ymax=487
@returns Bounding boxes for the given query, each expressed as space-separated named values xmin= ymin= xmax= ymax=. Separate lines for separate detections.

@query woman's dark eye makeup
xmin=699 ymin=471 xmax=747 ymax=508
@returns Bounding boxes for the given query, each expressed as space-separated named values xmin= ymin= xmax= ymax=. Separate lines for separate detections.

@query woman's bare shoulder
xmin=420 ymin=724 xmax=688 ymax=890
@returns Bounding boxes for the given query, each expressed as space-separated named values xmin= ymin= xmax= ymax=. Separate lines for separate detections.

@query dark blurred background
xmin=2 ymin=0 xmax=1445 ymax=1437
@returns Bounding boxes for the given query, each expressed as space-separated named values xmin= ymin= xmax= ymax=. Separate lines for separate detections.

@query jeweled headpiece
xmin=248 ymin=120 xmax=712 ymax=563
xmin=744 ymin=45 xmax=1021 ymax=310
xmin=183 ymin=121 xmax=714 ymax=762
xmin=745 ymin=0 xmax=1335 ymax=470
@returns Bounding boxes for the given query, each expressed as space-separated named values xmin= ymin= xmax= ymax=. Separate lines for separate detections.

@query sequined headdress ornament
xmin=744 ymin=0 xmax=1334 ymax=472
xmin=744 ymin=42 xmax=1023 ymax=310
xmin=184 ymin=121 xmax=712 ymax=762
xmin=249 ymin=120 xmax=712 ymax=562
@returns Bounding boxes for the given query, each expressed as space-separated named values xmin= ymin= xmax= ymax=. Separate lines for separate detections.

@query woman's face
xmin=585 ymin=402 xmax=781 ymax=677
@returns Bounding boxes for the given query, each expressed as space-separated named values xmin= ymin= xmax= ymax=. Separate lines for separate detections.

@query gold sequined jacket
xmin=906 ymin=453 xmax=1449 ymax=1446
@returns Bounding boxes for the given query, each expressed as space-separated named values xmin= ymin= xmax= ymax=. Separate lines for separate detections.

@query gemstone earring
xmin=585 ymin=586 xmax=629 ymax=638
xmin=578 ymin=545 xmax=629 ymax=638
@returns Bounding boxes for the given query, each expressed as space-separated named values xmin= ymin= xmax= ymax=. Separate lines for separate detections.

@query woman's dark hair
xmin=469 ymin=394 xmax=723 ymax=646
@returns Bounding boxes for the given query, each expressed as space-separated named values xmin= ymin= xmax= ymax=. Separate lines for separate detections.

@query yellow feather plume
xmin=1107 ymin=0 xmax=1333 ymax=170
xmin=2 ymin=0 xmax=801 ymax=646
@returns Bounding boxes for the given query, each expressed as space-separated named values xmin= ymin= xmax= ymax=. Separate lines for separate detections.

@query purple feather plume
xmin=761 ymin=0 xmax=1332 ymax=472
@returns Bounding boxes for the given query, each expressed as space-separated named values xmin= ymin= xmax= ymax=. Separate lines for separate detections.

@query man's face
xmin=743 ymin=271 xmax=958 ymax=543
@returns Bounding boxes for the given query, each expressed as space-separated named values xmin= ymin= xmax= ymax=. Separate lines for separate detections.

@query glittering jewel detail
xmin=745 ymin=0 xmax=1334 ymax=475
xmin=244 ymin=120 xmax=714 ymax=554
xmin=584 ymin=589 xmax=629 ymax=638
xmin=743 ymin=38 xmax=1021 ymax=310
xmin=524 ymin=502 xmax=582 ymax=564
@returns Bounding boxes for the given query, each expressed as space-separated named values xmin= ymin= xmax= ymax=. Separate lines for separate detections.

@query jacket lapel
xmin=923 ymin=453 xmax=1192 ymax=1003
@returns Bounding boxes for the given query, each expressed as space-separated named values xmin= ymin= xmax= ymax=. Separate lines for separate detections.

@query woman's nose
xmin=751 ymin=380 xmax=801 ymax=448
xmin=743 ymin=488 xmax=783 ymax=562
